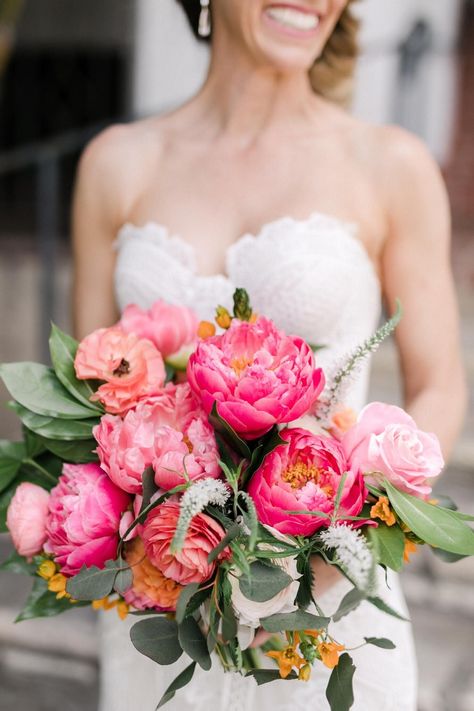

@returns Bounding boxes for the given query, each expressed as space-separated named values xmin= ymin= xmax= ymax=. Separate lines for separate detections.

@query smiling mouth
xmin=264 ymin=5 xmax=320 ymax=33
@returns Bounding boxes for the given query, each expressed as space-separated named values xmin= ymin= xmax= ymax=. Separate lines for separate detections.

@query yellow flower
xmin=48 ymin=573 xmax=70 ymax=600
xmin=317 ymin=641 xmax=345 ymax=669
xmin=403 ymin=539 xmax=418 ymax=563
xmin=215 ymin=306 xmax=232 ymax=329
xmin=298 ymin=664 xmax=312 ymax=682
xmin=37 ymin=560 xmax=57 ymax=580
xmin=92 ymin=596 xmax=130 ymax=619
xmin=266 ymin=645 xmax=306 ymax=679
xmin=197 ymin=321 xmax=216 ymax=339
xmin=370 ymin=496 xmax=396 ymax=527
xmin=116 ymin=600 xmax=130 ymax=620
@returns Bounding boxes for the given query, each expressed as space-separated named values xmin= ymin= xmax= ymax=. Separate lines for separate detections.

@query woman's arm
xmin=71 ymin=124 xmax=135 ymax=339
xmin=379 ymin=127 xmax=467 ymax=459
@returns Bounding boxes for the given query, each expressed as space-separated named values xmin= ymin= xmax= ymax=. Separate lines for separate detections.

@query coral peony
xmin=123 ymin=537 xmax=182 ymax=611
xmin=74 ymin=327 xmax=166 ymax=414
xmin=187 ymin=316 xmax=325 ymax=440
xmin=44 ymin=463 xmax=130 ymax=576
xmin=248 ymin=428 xmax=366 ymax=536
xmin=142 ymin=501 xmax=229 ymax=584
xmin=7 ymin=483 xmax=50 ymax=558
xmin=94 ymin=383 xmax=220 ymax=493
xmin=342 ymin=402 xmax=444 ymax=498
xmin=120 ymin=301 xmax=198 ymax=359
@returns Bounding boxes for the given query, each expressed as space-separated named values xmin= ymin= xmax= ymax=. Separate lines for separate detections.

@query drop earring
xmin=198 ymin=0 xmax=211 ymax=38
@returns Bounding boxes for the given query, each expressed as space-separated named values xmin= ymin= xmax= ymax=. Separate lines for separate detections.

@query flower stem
xmin=24 ymin=459 xmax=58 ymax=485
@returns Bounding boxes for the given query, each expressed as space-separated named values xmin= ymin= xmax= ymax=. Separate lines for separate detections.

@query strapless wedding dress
xmin=99 ymin=213 xmax=417 ymax=711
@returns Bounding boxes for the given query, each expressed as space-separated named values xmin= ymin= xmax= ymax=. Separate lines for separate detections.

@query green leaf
xmin=364 ymin=637 xmax=396 ymax=649
xmin=15 ymin=577 xmax=81 ymax=622
xmin=0 ymin=550 xmax=37 ymax=575
xmin=23 ymin=428 xmax=47 ymax=459
xmin=333 ymin=471 xmax=349 ymax=520
xmin=114 ymin=559 xmax=133 ymax=595
xmin=0 ymin=440 xmax=25 ymax=493
xmin=221 ymin=603 xmax=238 ymax=643
xmin=178 ymin=616 xmax=212 ymax=670
xmin=239 ymin=561 xmax=292 ymax=603
xmin=209 ymin=402 xmax=251 ymax=460
xmin=245 ymin=426 xmax=287 ymax=480
xmin=431 ymin=547 xmax=468 ymax=563
xmin=261 ymin=609 xmax=330 ymax=633
xmin=384 ymin=480 xmax=474 ymax=555
xmin=66 ymin=560 xmax=126 ymax=600
xmin=237 ymin=492 xmax=259 ymax=551
xmin=295 ymin=556 xmax=315 ymax=610
xmin=156 ymin=662 xmax=197 ymax=709
xmin=130 ymin=617 xmax=183 ymax=666
xmin=208 ymin=522 xmax=241 ymax=564
xmin=176 ymin=583 xmax=200 ymax=624
xmin=0 ymin=363 xmax=99 ymax=420
xmin=326 ymin=653 xmax=355 ymax=711
xmin=12 ymin=403 xmax=100 ymax=440
xmin=367 ymin=596 xmax=409 ymax=621
xmin=49 ymin=324 xmax=103 ymax=412
xmin=39 ymin=436 xmax=98 ymax=463
xmin=368 ymin=523 xmax=405 ymax=572
xmin=332 ymin=587 xmax=366 ymax=622
xmin=246 ymin=669 xmax=297 ymax=685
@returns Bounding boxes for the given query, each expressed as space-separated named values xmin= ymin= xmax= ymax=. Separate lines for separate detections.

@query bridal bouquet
xmin=1 ymin=289 xmax=473 ymax=710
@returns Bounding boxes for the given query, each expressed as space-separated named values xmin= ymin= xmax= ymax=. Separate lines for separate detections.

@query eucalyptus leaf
xmin=364 ymin=637 xmax=396 ymax=649
xmin=0 ymin=363 xmax=99 ymax=420
xmin=261 ymin=609 xmax=330 ymax=632
xmin=178 ymin=616 xmax=212 ymax=670
xmin=66 ymin=560 xmax=126 ymax=600
xmin=246 ymin=669 xmax=297 ymax=685
xmin=332 ymin=587 xmax=366 ymax=622
xmin=114 ymin=562 xmax=133 ymax=596
xmin=156 ymin=662 xmax=197 ymax=709
xmin=368 ymin=523 xmax=405 ymax=572
xmin=326 ymin=653 xmax=355 ymax=711
xmin=12 ymin=403 xmax=100 ymax=440
xmin=367 ymin=596 xmax=409 ymax=621
xmin=49 ymin=325 xmax=103 ymax=411
xmin=176 ymin=583 xmax=200 ymax=624
xmin=130 ymin=617 xmax=183 ymax=666
xmin=239 ymin=561 xmax=292 ymax=603
xmin=384 ymin=480 xmax=474 ymax=555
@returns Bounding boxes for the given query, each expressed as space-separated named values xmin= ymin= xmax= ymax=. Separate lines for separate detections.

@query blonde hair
xmin=309 ymin=1 xmax=360 ymax=108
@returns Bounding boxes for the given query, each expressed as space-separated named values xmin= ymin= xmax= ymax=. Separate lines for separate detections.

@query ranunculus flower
xmin=123 ymin=537 xmax=183 ymax=611
xmin=74 ymin=327 xmax=166 ymax=414
xmin=94 ymin=383 xmax=220 ymax=493
xmin=187 ymin=316 xmax=325 ymax=440
xmin=230 ymin=526 xmax=300 ymax=646
xmin=44 ymin=463 xmax=131 ymax=576
xmin=342 ymin=402 xmax=444 ymax=498
xmin=142 ymin=501 xmax=229 ymax=584
xmin=119 ymin=301 xmax=198 ymax=359
xmin=248 ymin=428 xmax=366 ymax=536
xmin=6 ymin=483 xmax=50 ymax=558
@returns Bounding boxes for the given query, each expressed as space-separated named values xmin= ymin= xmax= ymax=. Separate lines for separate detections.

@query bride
xmin=71 ymin=1 xmax=466 ymax=709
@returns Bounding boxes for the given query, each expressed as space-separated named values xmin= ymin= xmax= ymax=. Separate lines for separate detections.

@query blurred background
xmin=0 ymin=1 xmax=472 ymax=709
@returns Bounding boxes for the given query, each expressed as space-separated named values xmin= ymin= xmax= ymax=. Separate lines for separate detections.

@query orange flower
xmin=329 ymin=407 xmax=357 ymax=439
xmin=317 ymin=641 xmax=345 ymax=669
xmin=370 ymin=496 xmax=396 ymax=527
xmin=215 ymin=307 xmax=232 ymax=329
xmin=266 ymin=645 xmax=307 ymax=679
xmin=198 ymin=321 xmax=216 ymax=339
xmin=124 ymin=538 xmax=183 ymax=611
xmin=48 ymin=573 xmax=70 ymax=600
xmin=403 ymin=539 xmax=418 ymax=563
xmin=92 ymin=595 xmax=130 ymax=619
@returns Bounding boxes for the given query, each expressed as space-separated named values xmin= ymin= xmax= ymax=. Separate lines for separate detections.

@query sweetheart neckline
xmin=115 ymin=210 xmax=381 ymax=286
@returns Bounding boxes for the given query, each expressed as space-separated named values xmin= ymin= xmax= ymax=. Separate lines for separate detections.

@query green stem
xmin=24 ymin=459 xmax=57 ymax=485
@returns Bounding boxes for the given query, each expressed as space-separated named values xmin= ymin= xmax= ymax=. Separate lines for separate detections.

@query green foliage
xmin=364 ymin=637 xmax=396 ymax=649
xmin=176 ymin=583 xmax=201 ymax=624
xmin=15 ymin=577 xmax=84 ymax=622
xmin=368 ymin=523 xmax=405 ymax=572
xmin=12 ymin=403 xmax=100 ymax=440
xmin=156 ymin=662 xmax=197 ymax=709
xmin=246 ymin=669 xmax=298 ymax=684
xmin=208 ymin=522 xmax=241 ymax=564
xmin=178 ymin=617 xmax=212 ymax=670
xmin=367 ymin=595 xmax=409 ymax=621
xmin=209 ymin=403 xmax=251 ymax=460
xmin=261 ymin=609 xmax=330 ymax=633
xmin=130 ymin=617 xmax=183 ymax=666
xmin=0 ymin=440 xmax=25 ymax=493
xmin=326 ymin=653 xmax=356 ymax=711
xmin=332 ymin=587 xmax=366 ymax=623
xmin=38 ymin=436 xmax=98 ymax=463
xmin=0 ymin=550 xmax=37 ymax=575
xmin=232 ymin=288 xmax=253 ymax=321
xmin=66 ymin=559 xmax=131 ymax=600
xmin=239 ymin=560 xmax=292 ymax=603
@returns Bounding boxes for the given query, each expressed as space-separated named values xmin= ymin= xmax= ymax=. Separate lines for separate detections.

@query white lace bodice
xmin=114 ymin=212 xmax=382 ymax=411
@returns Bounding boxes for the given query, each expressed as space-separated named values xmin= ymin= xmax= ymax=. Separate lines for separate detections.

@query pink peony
xmin=119 ymin=301 xmax=198 ymax=359
xmin=342 ymin=402 xmax=444 ymax=498
xmin=94 ymin=383 xmax=220 ymax=493
xmin=74 ymin=327 xmax=166 ymax=414
xmin=44 ymin=463 xmax=131 ymax=576
xmin=6 ymin=483 xmax=50 ymax=558
xmin=187 ymin=316 xmax=325 ymax=440
xmin=248 ymin=428 xmax=366 ymax=536
xmin=142 ymin=501 xmax=230 ymax=584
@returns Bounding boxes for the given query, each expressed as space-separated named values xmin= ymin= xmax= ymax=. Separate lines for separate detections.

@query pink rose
xmin=342 ymin=402 xmax=444 ymax=498
xmin=120 ymin=301 xmax=198 ymax=359
xmin=44 ymin=463 xmax=131 ymax=576
xmin=94 ymin=383 xmax=220 ymax=493
xmin=6 ymin=483 xmax=50 ymax=558
xmin=142 ymin=501 xmax=230 ymax=584
xmin=187 ymin=316 xmax=325 ymax=440
xmin=74 ymin=327 xmax=166 ymax=414
xmin=248 ymin=428 xmax=366 ymax=536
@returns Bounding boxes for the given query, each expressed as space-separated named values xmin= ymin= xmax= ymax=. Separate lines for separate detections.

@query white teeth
xmin=266 ymin=6 xmax=319 ymax=31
